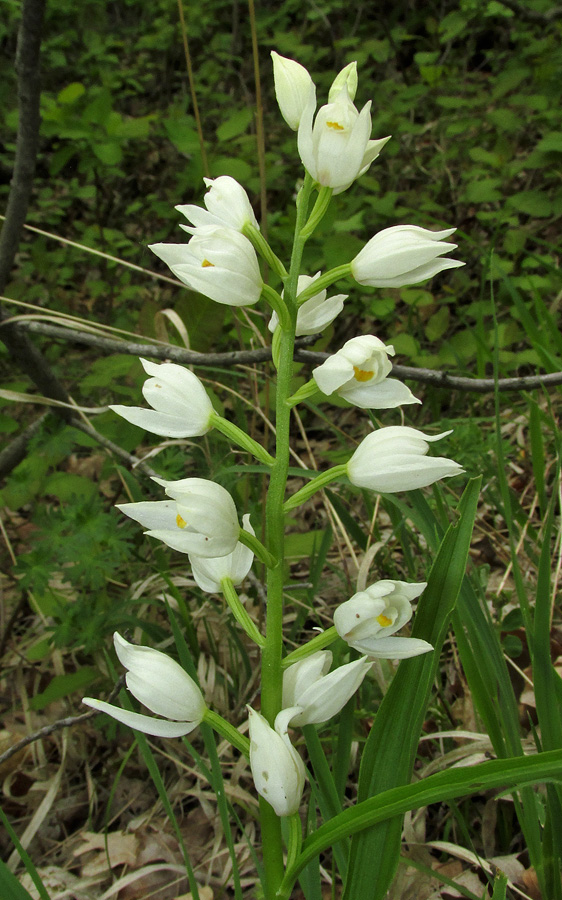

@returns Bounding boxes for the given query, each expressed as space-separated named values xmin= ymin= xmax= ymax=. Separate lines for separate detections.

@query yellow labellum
xmin=326 ymin=120 xmax=344 ymax=131
xmin=176 ymin=514 xmax=187 ymax=529
xmin=201 ymin=259 xmax=214 ymax=267
xmin=353 ymin=366 xmax=374 ymax=382
xmin=376 ymin=614 xmax=393 ymax=627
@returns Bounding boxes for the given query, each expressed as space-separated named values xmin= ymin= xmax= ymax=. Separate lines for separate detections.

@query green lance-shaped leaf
xmin=277 ymin=747 xmax=562 ymax=897
xmin=342 ymin=476 xmax=481 ymax=900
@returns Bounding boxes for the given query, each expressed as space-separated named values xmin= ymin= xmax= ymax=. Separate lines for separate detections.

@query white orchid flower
xmin=271 ymin=51 xmax=316 ymax=131
xmin=189 ymin=513 xmax=255 ymax=593
xmin=334 ymin=581 xmax=433 ymax=659
xmin=248 ymin=707 xmax=305 ymax=816
xmin=268 ymin=272 xmax=347 ymax=336
xmin=313 ymin=335 xmax=420 ymax=409
xmin=282 ymin=650 xmax=371 ymax=726
xmin=83 ymin=633 xmax=206 ymax=737
xmin=110 ymin=358 xmax=214 ymax=438
xmin=347 ymin=426 xmax=463 ymax=492
xmin=351 ymin=225 xmax=464 ymax=288
xmin=118 ymin=477 xmax=241 ymax=558
xmin=150 ymin=226 xmax=262 ymax=307
xmin=297 ymin=83 xmax=390 ymax=194
xmin=175 ymin=176 xmax=259 ymax=233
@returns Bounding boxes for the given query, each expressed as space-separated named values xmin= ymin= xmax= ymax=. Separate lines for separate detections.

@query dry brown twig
xmin=0 ymin=675 xmax=126 ymax=769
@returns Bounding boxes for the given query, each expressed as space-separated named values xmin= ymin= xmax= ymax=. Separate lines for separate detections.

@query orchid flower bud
xmin=150 ymin=226 xmax=263 ymax=307
xmin=176 ymin=176 xmax=259 ymax=233
xmin=268 ymin=272 xmax=347 ymax=336
xmin=118 ymin=477 xmax=241 ymax=558
xmin=110 ymin=358 xmax=214 ymax=438
xmin=282 ymin=651 xmax=371 ymax=726
xmin=297 ymin=83 xmax=390 ymax=194
xmin=271 ymin=51 xmax=316 ymax=131
xmin=351 ymin=225 xmax=464 ymax=288
xmin=328 ymin=61 xmax=358 ymax=102
xmin=313 ymin=335 xmax=420 ymax=409
xmin=248 ymin=707 xmax=305 ymax=816
xmin=346 ymin=426 xmax=464 ymax=492
xmin=189 ymin=514 xmax=255 ymax=593
xmin=334 ymin=581 xmax=433 ymax=659
xmin=83 ymin=633 xmax=206 ymax=737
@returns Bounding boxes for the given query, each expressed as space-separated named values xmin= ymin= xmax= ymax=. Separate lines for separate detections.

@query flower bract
xmin=313 ymin=335 xmax=420 ymax=409
xmin=110 ymin=357 xmax=214 ymax=438
xmin=346 ymin=426 xmax=464 ymax=492
xmin=351 ymin=225 xmax=464 ymax=288
xmin=334 ymin=580 xmax=433 ymax=659
xmin=83 ymin=633 xmax=206 ymax=737
xmin=118 ymin=477 xmax=240 ymax=558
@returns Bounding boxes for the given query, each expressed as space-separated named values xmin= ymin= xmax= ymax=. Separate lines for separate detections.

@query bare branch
xmin=0 ymin=0 xmax=72 ymax=417
xmin=12 ymin=318 xmax=562 ymax=394
xmin=0 ymin=676 xmax=126 ymax=768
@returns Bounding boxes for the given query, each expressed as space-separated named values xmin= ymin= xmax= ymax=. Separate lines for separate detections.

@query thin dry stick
xmin=0 ymin=215 xmax=185 ymax=288
xmin=0 ymin=677 xmax=126 ymax=769
xmin=11 ymin=318 xmax=562 ymax=393
xmin=177 ymin=0 xmax=210 ymax=178
xmin=247 ymin=0 xmax=268 ymax=239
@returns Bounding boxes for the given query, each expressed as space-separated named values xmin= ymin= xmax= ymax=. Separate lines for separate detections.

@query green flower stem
xmin=300 ymin=186 xmax=333 ymax=239
xmin=221 ymin=576 xmax=266 ymax=647
xmin=211 ymin=413 xmax=274 ymax=466
xmin=282 ymin=626 xmax=339 ymax=667
xmin=238 ymin=530 xmax=277 ymax=569
xmin=285 ymin=812 xmax=303 ymax=873
xmin=259 ymin=172 xmax=315 ymax=899
xmin=284 ymin=464 xmax=348 ymax=511
xmin=287 ymin=378 xmax=320 ymax=408
xmin=202 ymin=708 xmax=250 ymax=758
xmin=296 ymin=263 xmax=353 ymax=307
xmin=261 ymin=283 xmax=291 ymax=332
xmin=243 ymin=223 xmax=288 ymax=280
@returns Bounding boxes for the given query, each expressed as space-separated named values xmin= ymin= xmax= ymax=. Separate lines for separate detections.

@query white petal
xmin=348 ymin=636 xmax=433 ymax=659
xmin=82 ymin=699 xmax=197 ymax=737
xmin=338 ymin=378 xmax=421 ymax=409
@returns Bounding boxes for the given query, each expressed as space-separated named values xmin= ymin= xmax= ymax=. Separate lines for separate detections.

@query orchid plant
xmin=83 ymin=54 xmax=478 ymax=900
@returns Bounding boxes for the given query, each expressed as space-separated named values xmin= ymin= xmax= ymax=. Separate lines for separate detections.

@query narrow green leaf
xmin=342 ymin=478 xmax=480 ymax=900
xmin=278 ymin=748 xmax=562 ymax=896
xmin=0 ymin=861 xmax=36 ymax=900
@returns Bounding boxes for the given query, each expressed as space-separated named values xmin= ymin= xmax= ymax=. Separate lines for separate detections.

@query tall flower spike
xmin=110 ymin=358 xmax=214 ymax=438
xmin=282 ymin=651 xmax=372 ymax=726
xmin=268 ymin=273 xmax=347 ymax=336
xmin=347 ymin=426 xmax=464 ymax=493
xmin=334 ymin=581 xmax=433 ymax=659
xmin=351 ymin=225 xmax=464 ymax=288
xmin=118 ymin=477 xmax=241 ymax=558
xmin=313 ymin=335 xmax=420 ymax=409
xmin=150 ymin=226 xmax=263 ymax=307
xmin=297 ymin=78 xmax=390 ymax=194
xmin=189 ymin=514 xmax=255 ymax=593
xmin=271 ymin=51 xmax=316 ymax=131
xmin=248 ymin=707 xmax=306 ymax=817
xmin=176 ymin=176 xmax=259 ymax=233
xmin=83 ymin=633 xmax=206 ymax=737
